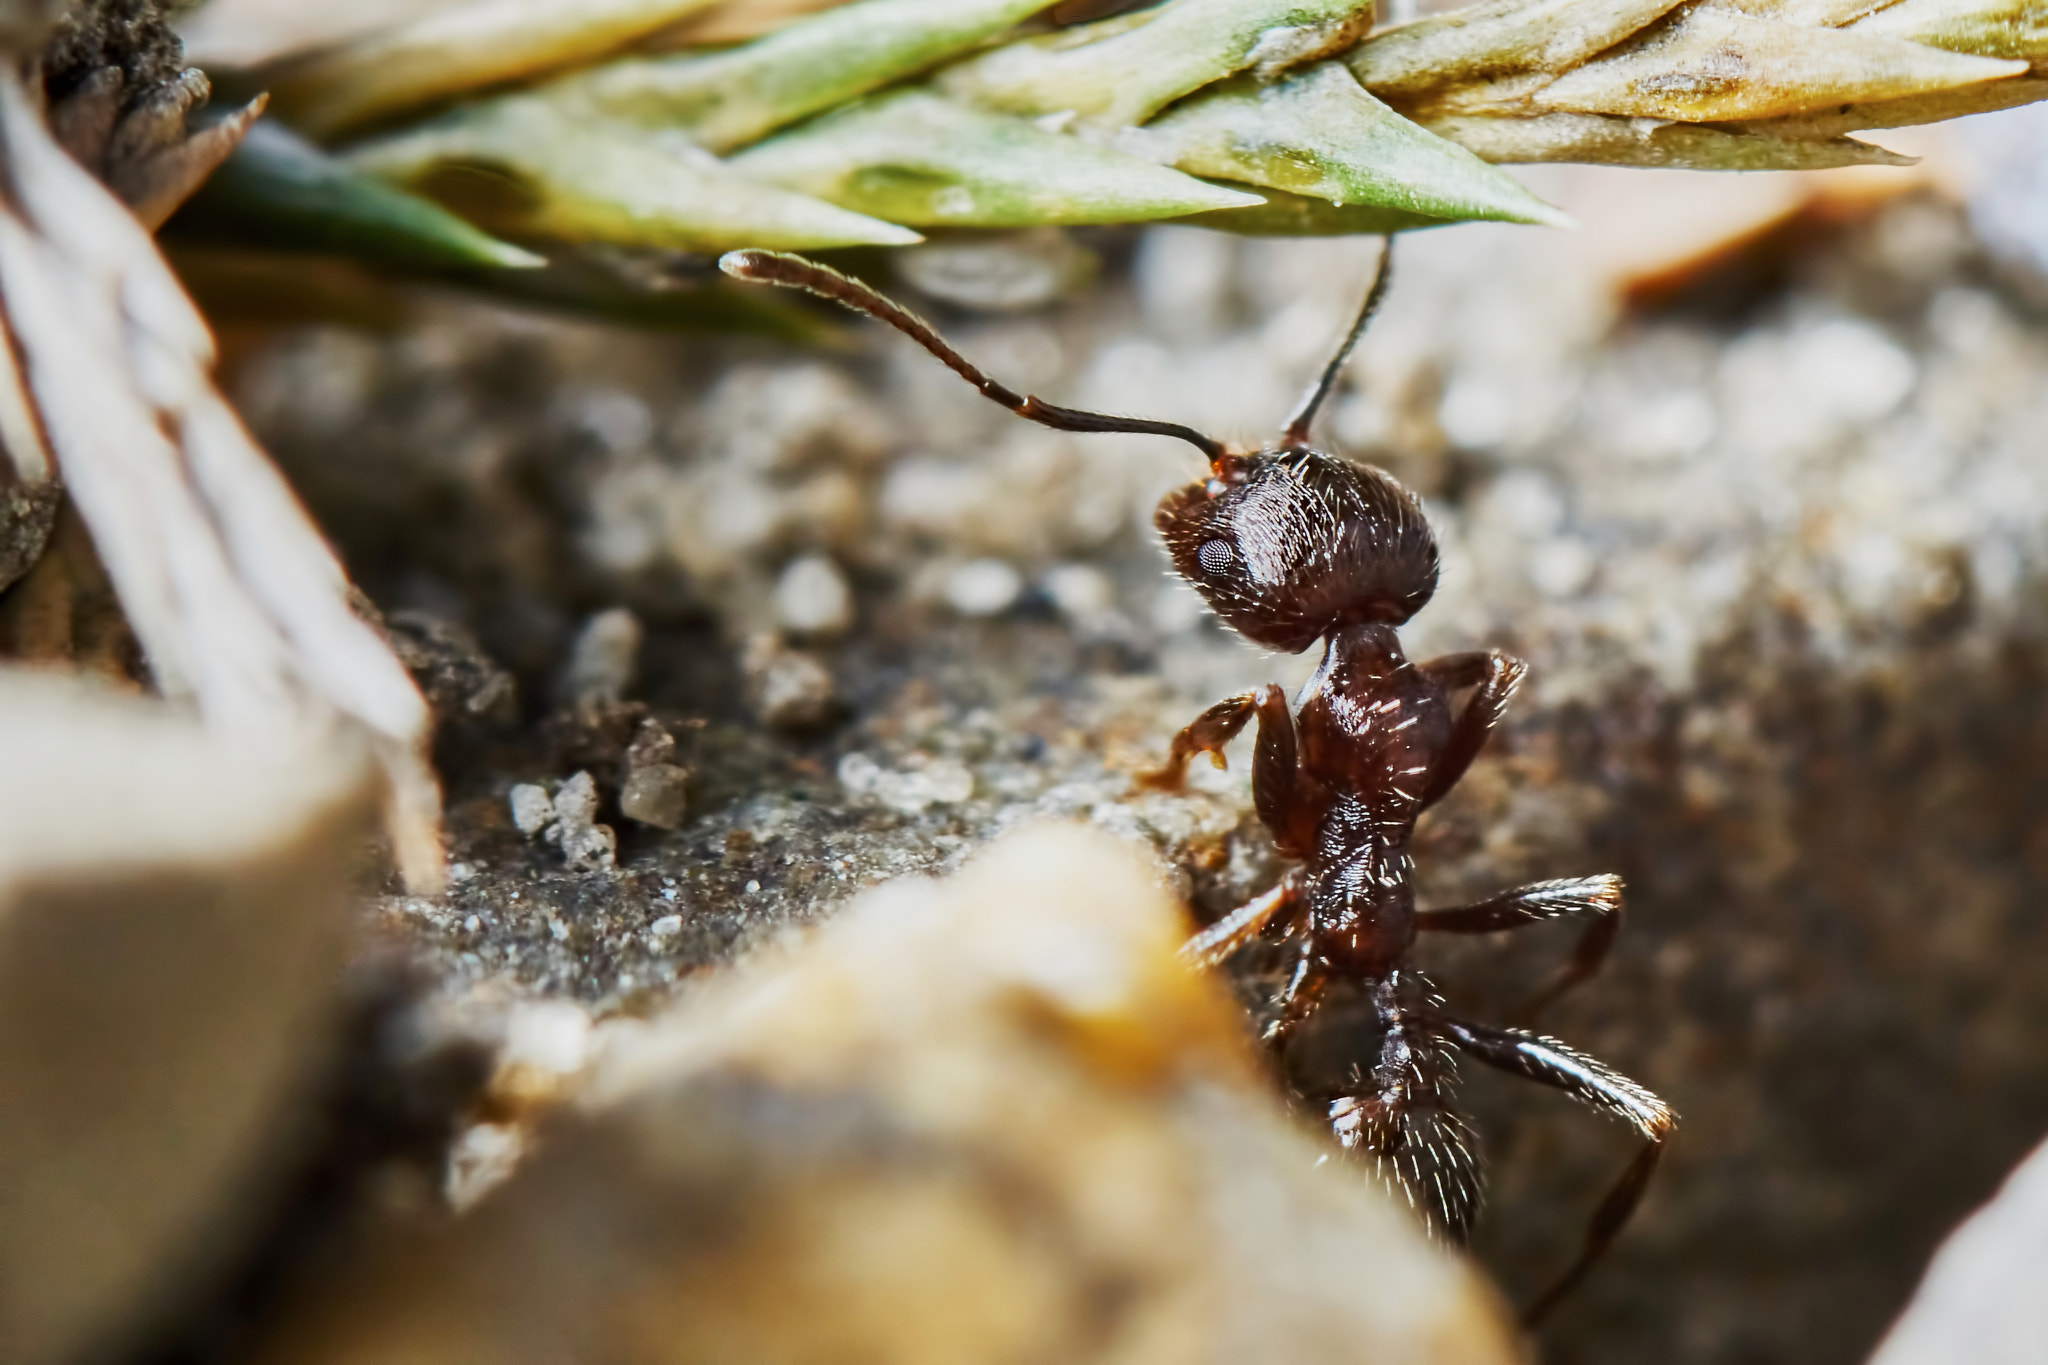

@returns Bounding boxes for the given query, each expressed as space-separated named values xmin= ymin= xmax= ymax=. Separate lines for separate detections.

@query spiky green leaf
xmin=348 ymin=94 xmax=921 ymax=253
xmin=1350 ymin=0 xmax=1685 ymax=93
xmin=1529 ymin=5 xmax=2027 ymax=122
xmin=1850 ymin=0 xmax=2048 ymax=61
xmin=731 ymin=88 xmax=1262 ymax=227
xmin=1129 ymin=62 xmax=1570 ymax=226
xmin=939 ymin=0 xmax=1376 ymax=131
xmin=173 ymin=120 xmax=546 ymax=270
xmin=565 ymin=0 xmax=1060 ymax=152
xmin=267 ymin=0 xmax=730 ymax=138
xmin=1179 ymin=184 xmax=1457 ymax=236
xmin=1423 ymin=109 xmax=1911 ymax=169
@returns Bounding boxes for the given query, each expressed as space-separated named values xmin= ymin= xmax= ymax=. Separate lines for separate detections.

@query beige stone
xmin=251 ymin=826 xmax=1521 ymax=1365
xmin=0 ymin=672 xmax=373 ymax=1365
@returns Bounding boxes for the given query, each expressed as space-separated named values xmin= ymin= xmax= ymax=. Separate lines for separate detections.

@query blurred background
xmin=5 ymin=2 xmax=2048 ymax=1363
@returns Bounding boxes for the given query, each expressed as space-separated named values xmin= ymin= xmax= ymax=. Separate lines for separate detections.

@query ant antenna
xmin=1279 ymin=236 xmax=1393 ymax=451
xmin=720 ymin=250 xmax=1228 ymax=465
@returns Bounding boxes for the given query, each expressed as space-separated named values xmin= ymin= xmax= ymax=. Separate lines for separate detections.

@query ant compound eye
xmin=1197 ymin=538 xmax=1235 ymax=575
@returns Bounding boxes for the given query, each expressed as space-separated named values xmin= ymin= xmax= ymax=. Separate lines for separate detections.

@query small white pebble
xmin=945 ymin=558 xmax=1024 ymax=617
xmin=552 ymin=771 xmax=601 ymax=825
xmin=1042 ymin=563 xmax=1114 ymax=620
xmin=561 ymin=608 xmax=643 ymax=706
xmin=504 ymin=1001 xmax=592 ymax=1075
xmin=463 ymin=915 xmax=482 ymax=933
xmin=1150 ymin=581 xmax=1207 ymax=636
xmin=548 ymin=917 xmax=571 ymax=942
xmin=774 ymin=553 xmax=855 ymax=637
xmin=447 ymin=1123 xmax=523 ymax=1211
xmin=650 ymin=914 xmax=683 ymax=939
xmin=448 ymin=861 xmax=477 ymax=884
xmin=1530 ymin=539 xmax=1596 ymax=598
xmin=509 ymin=784 xmax=554 ymax=836
xmin=745 ymin=879 xmax=761 ymax=894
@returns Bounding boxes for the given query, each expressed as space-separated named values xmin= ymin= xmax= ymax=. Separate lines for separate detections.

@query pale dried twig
xmin=0 ymin=69 xmax=442 ymax=889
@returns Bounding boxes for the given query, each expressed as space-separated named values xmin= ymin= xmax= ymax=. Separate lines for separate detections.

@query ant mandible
xmin=722 ymin=242 xmax=1674 ymax=1324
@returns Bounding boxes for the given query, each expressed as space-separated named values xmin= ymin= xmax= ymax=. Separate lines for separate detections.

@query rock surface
xmin=1868 ymin=1134 xmax=2048 ymax=1365
xmin=246 ymin=827 xmax=1522 ymax=1365
xmin=222 ymin=145 xmax=2048 ymax=1364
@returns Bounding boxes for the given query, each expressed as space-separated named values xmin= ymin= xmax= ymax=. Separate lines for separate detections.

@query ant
xmin=722 ymin=242 xmax=1674 ymax=1324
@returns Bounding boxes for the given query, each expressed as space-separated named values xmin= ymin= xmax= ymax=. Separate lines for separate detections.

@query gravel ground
xmin=231 ymin=169 xmax=2048 ymax=1364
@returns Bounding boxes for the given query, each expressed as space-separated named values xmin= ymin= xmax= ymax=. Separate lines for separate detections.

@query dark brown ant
xmin=721 ymin=242 xmax=1674 ymax=1324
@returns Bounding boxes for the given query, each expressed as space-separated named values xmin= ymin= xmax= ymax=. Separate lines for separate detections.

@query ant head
xmin=1155 ymin=447 xmax=1439 ymax=653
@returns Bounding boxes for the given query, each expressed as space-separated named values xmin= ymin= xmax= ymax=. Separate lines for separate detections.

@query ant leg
xmin=1329 ymin=1081 xmax=1485 ymax=1244
xmin=1414 ymin=650 xmax=1528 ymax=809
xmin=1262 ymin=940 xmax=1329 ymax=1049
xmin=1437 ymin=1019 xmax=1674 ymax=1325
xmin=1143 ymin=685 xmax=1321 ymax=854
xmin=1415 ymin=875 xmax=1625 ymax=1019
xmin=1137 ymin=690 xmax=1260 ymax=791
xmin=1181 ymin=873 xmax=1303 ymax=969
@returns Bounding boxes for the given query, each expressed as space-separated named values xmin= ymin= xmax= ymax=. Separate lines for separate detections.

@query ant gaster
xmin=722 ymin=243 xmax=1674 ymax=1324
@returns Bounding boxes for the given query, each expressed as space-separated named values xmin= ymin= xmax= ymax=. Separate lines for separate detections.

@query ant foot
xmin=1134 ymin=747 xmax=1227 ymax=792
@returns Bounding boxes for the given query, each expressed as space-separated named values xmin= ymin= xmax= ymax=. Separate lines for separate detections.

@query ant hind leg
xmin=1328 ymin=1040 xmax=1486 ymax=1244
xmin=1437 ymin=1018 xmax=1674 ymax=1326
xmin=1415 ymin=875 xmax=1625 ymax=1020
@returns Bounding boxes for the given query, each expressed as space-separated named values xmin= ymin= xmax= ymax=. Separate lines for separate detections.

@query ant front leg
xmin=1262 ymin=939 xmax=1329 ymax=1050
xmin=1140 ymin=684 xmax=1316 ymax=849
xmin=1416 ymin=651 xmax=1528 ymax=809
xmin=1181 ymin=873 xmax=1303 ymax=969
xmin=1437 ymin=1019 xmax=1674 ymax=1326
xmin=1416 ymin=875 xmax=1625 ymax=1020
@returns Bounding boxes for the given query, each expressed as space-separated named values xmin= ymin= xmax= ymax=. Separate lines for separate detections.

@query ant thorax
xmin=1294 ymin=623 xmax=1452 ymax=977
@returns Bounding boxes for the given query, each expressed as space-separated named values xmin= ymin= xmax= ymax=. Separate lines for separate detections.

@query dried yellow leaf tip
xmin=266 ymin=0 xmax=730 ymax=138
xmin=1424 ymin=109 xmax=1911 ymax=169
xmin=568 ymin=0 xmax=1060 ymax=153
xmin=349 ymin=95 xmax=922 ymax=252
xmin=940 ymin=0 xmax=1378 ymax=132
xmin=1531 ymin=6 xmax=2027 ymax=123
xmin=1351 ymin=0 xmax=1687 ymax=93
xmin=1851 ymin=0 xmax=2048 ymax=61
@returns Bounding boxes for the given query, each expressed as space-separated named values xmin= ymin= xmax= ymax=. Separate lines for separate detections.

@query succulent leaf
xmin=1129 ymin=61 xmax=1571 ymax=226
xmin=174 ymin=120 xmax=547 ymax=270
xmin=730 ymin=88 xmax=1263 ymax=227
xmin=938 ymin=0 xmax=1378 ymax=131
xmin=566 ymin=0 xmax=1060 ymax=153
xmin=348 ymin=95 xmax=922 ymax=252
xmin=266 ymin=0 xmax=730 ymax=138
xmin=1733 ymin=70 xmax=2048 ymax=136
xmin=1850 ymin=0 xmax=2048 ymax=61
xmin=1529 ymin=6 xmax=2028 ymax=122
xmin=1350 ymin=0 xmax=1686 ymax=93
xmin=1423 ymin=109 xmax=1911 ymax=168
xmin=1180 ymin=185 xmax=1460 ymax=235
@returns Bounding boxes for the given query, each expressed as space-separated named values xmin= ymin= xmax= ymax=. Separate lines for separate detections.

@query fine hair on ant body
xmin=722 ymin=242 xmax=1675 ymax=1324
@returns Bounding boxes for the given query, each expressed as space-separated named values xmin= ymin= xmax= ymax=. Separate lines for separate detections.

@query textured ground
xmin=229 ymin=163 xmax=2048 ymax=1364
